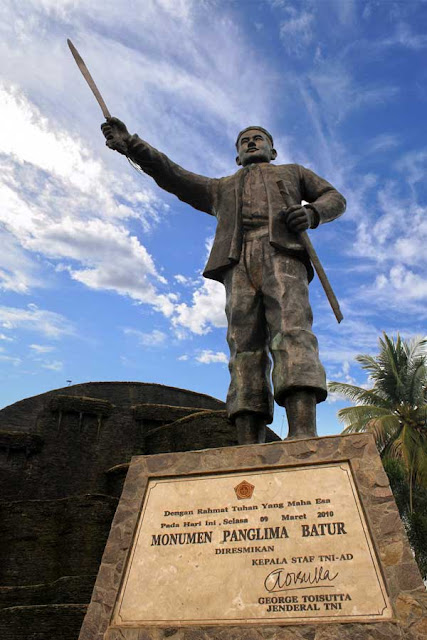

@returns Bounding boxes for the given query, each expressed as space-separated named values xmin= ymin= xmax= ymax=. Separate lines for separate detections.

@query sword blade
xmin=67 ymin=39 xmax=111 ymax=120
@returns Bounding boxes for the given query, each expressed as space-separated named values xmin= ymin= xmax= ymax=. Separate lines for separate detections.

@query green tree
xmin=383 ymin=457 xmax=427 ymax=579
xmin=329 ymin=333 xmax=427 ymax=578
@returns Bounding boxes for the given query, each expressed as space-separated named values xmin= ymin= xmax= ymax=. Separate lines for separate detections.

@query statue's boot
xmin=235 ymin=412 xmax=267 ymax=445
xmin=284 ymin=390 xmax=317 ymax=439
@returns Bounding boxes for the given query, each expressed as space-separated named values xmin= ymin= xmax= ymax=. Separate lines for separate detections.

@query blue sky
xmin=0 ymin=0 xmax=426 ymax=437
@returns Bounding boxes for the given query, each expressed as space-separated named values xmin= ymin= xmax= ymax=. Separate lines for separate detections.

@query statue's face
xmin=236 ymin=129 xmax=277 ymax=167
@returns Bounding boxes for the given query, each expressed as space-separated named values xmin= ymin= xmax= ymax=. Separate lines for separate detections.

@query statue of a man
xmin=101 ymin=118 xmax=346 ymax=444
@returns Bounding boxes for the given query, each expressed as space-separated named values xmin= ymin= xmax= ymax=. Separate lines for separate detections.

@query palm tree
xmin=328 ymin=333 xmax=427 ymax=513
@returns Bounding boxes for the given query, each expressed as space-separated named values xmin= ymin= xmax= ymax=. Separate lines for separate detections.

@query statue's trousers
xmin=223 ymin=228 xmax=327 ymax=423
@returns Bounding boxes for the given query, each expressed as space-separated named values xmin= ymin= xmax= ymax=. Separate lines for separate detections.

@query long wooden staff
xmin=277 ymin=179 xmax=343 ymax=323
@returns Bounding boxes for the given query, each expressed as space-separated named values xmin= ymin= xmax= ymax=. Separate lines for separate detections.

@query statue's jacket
xmin=128 ymin=136 xmax=346 ymax=282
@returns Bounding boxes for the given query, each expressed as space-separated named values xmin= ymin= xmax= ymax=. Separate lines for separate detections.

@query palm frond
xmin=368 ymin=414 xmax=401 ymax=450
xmin=407 ymin=358 xmax=427 ymax=406
xmin=407 ymin=336 xmax=427 ymax=361
xmin=333 ymin=332 xmax=427 ymax=481
xmin=412 ymin=405 xmax=427 ymax=426
xmin=341 ymin=412 xmax=400 ymax=452
xmin=378 ymin=333 xmax=406 ymax=401
xmin=389 ymin=424 xmax=427 ymax=487
xmin=338 ymin=405 xmax=395 ymax=430
xmin=355 ymin=354 xmax=382 ymax=375
xmin=328 ymin=382 xmax=389 ymax=407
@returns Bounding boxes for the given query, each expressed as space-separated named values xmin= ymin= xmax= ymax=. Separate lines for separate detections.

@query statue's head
xmin=235 ymin=126 xmax=277 ymax=167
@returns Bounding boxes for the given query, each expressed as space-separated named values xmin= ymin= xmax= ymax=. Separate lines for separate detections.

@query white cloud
xmin=307 ymin=64 xmax=399 ymax=124
xmin=396 ymin=150 xmax=427 ymax=188
xmin=42 ymin=360 xmax=63 ymax=371
xmin=344 ymin=151 xmax=427 ymax=287
xmin=351 ymin=177 xmax=427 ymax=271
xmin=50 ymin=218 xmax=177 ymax=314
xmin=174 ymin=274 xmax=192 ymax=286
xmin=123 ymin=328 xmax=167 ymax=346
xmin=330 ymin=0 xmax=357 ymax=26
xmin=0 ymin=83 xmax=102 ymax=192
xmin=316 ymin=312 xmax=383 ymax=367
xmin=0 ymin=304 xmax=74 ymax=338
xmin=365 ymin=134 xmax=400 ymax=156
xmin=0 ymin=227 xmax=42 ymax=293
xmin=178 ymin=354 xmax=189 ymax=361
xmin=0 ymin=0 xmax=276 ymax=174
xmin=0 ymin=0 xmax=280 ymax=321
xmin=0 ymin=83 xmax=178 ymax=315
xmin=394 ymin=227 xmax=427 ymax=265
xmin=279 ymin=7 xmax=315 ymax=56
xmin=172 ymin=277 xmax=226 ymax=336
xmin=29 ymin=344 xmax=54 ymax=354
xmin=0 ymin=82 xmax=160 ymax=227
xmin=196 ymin=350 xmax=228 ymax=364
xmin=372 ymin=265 xmax=427 ymax=302
xmin=326 ymin=360 xmax=357 ymax=404
xmin=0 ymin=354 xmax=22 ymax=367
xmin=379 ymin=22 xmax=427 ymax=51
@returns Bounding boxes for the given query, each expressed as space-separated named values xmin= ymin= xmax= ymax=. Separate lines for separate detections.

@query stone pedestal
xmin=79 ymin=434 xmax=427 ymax=640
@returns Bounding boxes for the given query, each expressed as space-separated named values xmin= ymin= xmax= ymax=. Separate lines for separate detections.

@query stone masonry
xmin=0 ymin=381 xmax=279 ymax=639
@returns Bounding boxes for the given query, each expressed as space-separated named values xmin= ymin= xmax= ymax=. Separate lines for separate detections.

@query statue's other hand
xmin=281 ymin=204 xmax=313 ymax=233
xmin=101 ymin=117 xmax=131 ymax=155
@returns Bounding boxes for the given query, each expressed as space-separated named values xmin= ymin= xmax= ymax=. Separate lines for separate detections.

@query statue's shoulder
xmin=219 ymin=173 xmax=237 ymax=183
xmin=216 ymin=170 xmax=242 ymax=190
xmin=219 ymin=169 xmax=241 ymax=181
xmin=271 ymin=162 xmax=301 ymax=173
xmin=265 ymin=163 xmax=303 ymax=183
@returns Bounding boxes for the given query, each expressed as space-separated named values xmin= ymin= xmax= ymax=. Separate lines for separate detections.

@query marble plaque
xmin=112 ymin=462 xmax=392 ymax=626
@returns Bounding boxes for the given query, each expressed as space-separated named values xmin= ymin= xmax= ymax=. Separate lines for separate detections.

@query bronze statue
xmin=101 ymin=118 xmax=346 ymax=444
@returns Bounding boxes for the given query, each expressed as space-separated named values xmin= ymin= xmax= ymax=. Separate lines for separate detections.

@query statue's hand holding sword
xmin=101 ymin=117 xmax=131 ymax=156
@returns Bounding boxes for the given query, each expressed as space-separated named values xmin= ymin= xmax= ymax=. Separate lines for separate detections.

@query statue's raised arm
xmin=101 ymin=117 xmax=215 ymax=215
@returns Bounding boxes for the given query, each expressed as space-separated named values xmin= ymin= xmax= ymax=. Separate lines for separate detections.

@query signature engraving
xmin=264 ymin=565 xmax=339 ymax=592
